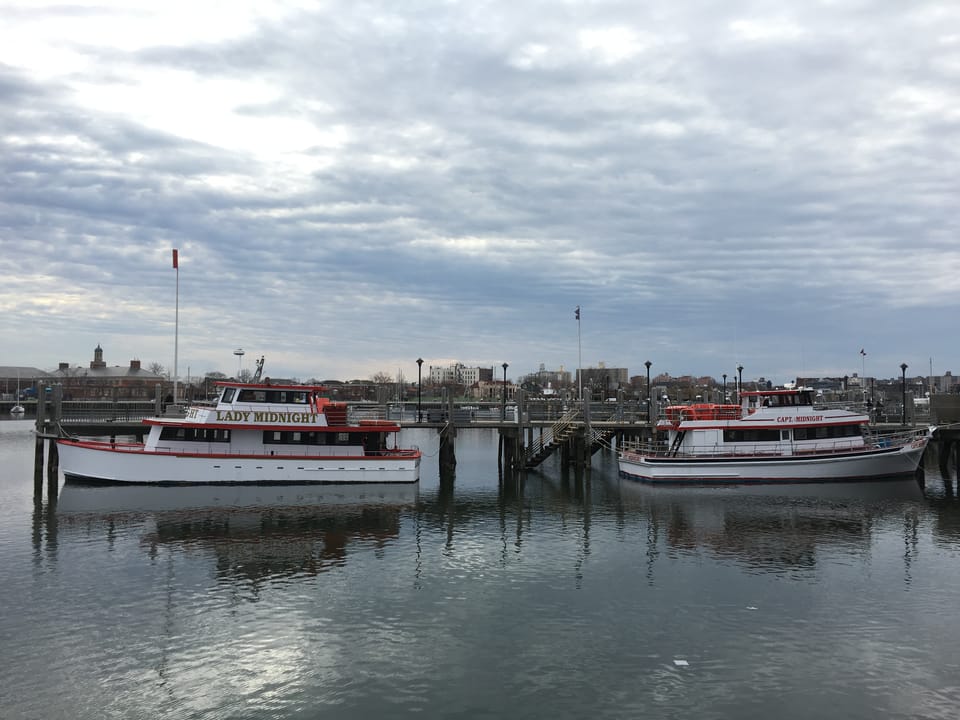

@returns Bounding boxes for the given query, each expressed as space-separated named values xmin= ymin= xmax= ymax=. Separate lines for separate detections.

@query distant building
xmin=0 ymin=366 xmax=50 ymax=400
xmin=429 ymin=363 xmax=494 ymax=385
xmin=51 ymin=345 xmax=166 ymax=400
xmin=520 ymin=364 xmax=573 ymax=394
xmin=577 ymin=363 xmax=628 ymax=400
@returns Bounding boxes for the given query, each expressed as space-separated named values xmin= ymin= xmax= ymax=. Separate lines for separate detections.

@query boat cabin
xmin=143 ymin=380 xmax=402 ymax=457
xmin=659 ymin=387 xmax=869 ymax=457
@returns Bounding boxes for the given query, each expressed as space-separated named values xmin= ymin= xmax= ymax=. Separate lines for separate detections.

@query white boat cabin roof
xmin=739 ymin=387 xmax=817 ymax=408
xmin=214 ymin=380 xmax=325 ymax=407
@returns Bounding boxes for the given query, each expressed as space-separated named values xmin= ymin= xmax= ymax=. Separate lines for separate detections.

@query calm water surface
xmin=3 ymin=419 xmax=960 ymax=719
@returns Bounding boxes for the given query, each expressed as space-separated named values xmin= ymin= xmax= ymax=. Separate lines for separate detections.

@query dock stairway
xmin=522 ymin=409 xmax=615 ymax=469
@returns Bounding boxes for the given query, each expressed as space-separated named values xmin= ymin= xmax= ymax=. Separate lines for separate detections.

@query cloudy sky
xmin=1 ymin=0 xmax=958 ymax=386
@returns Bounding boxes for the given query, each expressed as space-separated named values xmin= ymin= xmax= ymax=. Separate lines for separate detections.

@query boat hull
xmin=57 ymin=440 xmax=420 ymax=485
xmin=618 ymin=441 xmax=928 ymax=485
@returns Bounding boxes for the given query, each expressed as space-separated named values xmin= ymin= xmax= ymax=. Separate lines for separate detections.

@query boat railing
xmin=865 ymin=426 xmax=930 ymax=448
xmin=620 ymin=430 xmax=927 ymax=459
xmin=95 ymin=441 xmax=421 ymax=458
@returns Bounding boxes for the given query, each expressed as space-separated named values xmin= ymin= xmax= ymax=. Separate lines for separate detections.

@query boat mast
xmin=173 ymin=248 xmax=179 ymax=404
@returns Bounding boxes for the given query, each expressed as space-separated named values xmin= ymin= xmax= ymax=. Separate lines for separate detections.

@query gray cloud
xmin=1 ymin=1 xmax=958 ymax=383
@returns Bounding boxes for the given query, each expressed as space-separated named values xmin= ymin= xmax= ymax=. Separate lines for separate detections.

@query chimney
xmin=130 ymin=359 xmax=141 ymax=371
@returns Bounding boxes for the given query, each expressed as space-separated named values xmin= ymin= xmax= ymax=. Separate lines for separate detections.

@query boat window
xmin=723 ymin=429 xmax=781 ymax=443
xmin=159 ymin=427 xmax=229 ymax=442
xmin=221 ymin=387 xmax=236 ymax=403
xmin=262 ymin=431 xmax=326 ymax=445
xmin=237 ymin=389 xmax=269 ymax=402
xmin=794 ymin=425 xmax=862 ymax=441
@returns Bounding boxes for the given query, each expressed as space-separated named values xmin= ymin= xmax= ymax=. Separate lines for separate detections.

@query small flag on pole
xmin=575 ymin=306 xmax=580 ymax=320
xmin=172 ymin=249 xmax=179 ymax=269
xmin=860 ymin=348 xmax=866 ymax=356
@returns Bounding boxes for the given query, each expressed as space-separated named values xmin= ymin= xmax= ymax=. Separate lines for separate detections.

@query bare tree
xmin=148 ymin=362 xmax=166 ymax=377
xmin=371 ymin=371 xmax=393 ymax=385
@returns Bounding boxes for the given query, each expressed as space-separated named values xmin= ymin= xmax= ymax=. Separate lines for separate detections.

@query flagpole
xmin=576 ymin=305 xmax=582 ymax=402
xmin=173 ymin=248 xmax=179 ymax=405
xmin=860 ymin=348 xmax=866 ymax=403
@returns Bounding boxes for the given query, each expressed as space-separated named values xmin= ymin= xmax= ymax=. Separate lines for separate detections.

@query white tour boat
xmin=618 ymin=387 xmax=929 ymax=485
xmin=58 ymin=379 xmax=421 ymax=485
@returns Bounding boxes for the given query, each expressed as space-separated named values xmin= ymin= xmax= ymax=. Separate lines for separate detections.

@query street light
xmin=900 ymin=362 xmax=908 ymax=425
xmin=644 ymin=360 xmax=652 ymax=421
xmin=502 ymin=362 xmax=509 ymax=421
xmin=416 ymin=358 xmax=423 ymax=423
xmin=737 ymin=364 xmax=744 ymax=403
xmin=722 ymin=373 xmax=727 ymax=403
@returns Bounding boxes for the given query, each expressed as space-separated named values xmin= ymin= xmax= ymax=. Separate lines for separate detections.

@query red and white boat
xmin=618 ymin=387 xmax=929 ymax=485
xmin=58 ymin=379 xmax=421 ymax=485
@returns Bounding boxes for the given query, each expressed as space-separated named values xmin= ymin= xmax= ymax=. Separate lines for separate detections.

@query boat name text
xmin=777 ymin=415 xmax=823 ymax=422
xmin=215 ymin=410 xmax=319 ymax=423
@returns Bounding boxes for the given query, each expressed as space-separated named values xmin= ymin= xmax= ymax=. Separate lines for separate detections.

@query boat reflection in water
xmin=618 ymin=478 xmax=925 ymax=573
xmin=58 ymin=481 xmax=418 ymax=583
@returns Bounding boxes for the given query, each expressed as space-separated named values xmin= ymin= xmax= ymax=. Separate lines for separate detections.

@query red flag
xmin=172 ymin=249 xmax=178 ymax=269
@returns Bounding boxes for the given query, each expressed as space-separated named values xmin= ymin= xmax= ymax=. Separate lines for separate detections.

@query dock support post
xmin=572 ymin=431 xmax=585 ymax=470
xmin=33 ymin=380 xmax=47 ymax=498
xmin=939 ymin=439 xmax=954 ymax=481
xmin=500 ymin=427 xmax=518 ymax=471
xmin=33 ymin=438 xmax=44 ymax=499
xmin=438 ymin=389 xmax=456 ymax=481
xmin=439 ymin=422 xmax=457 ymax=480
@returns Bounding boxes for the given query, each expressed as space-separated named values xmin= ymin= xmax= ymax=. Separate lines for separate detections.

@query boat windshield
xmin=752 ymin=389 xmax=815 ymax=409
xmin=220 ymin=387 xmax=236 ymax=403
xmin=236 ymin=388 xmax=310 ymax=404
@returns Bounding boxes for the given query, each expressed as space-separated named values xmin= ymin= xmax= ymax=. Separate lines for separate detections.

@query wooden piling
xmin=939 ymin=439 xmax=953 ymax=480
xmin=34 ymin=380 xmax=47 ymax=497
xmin=438 ymin=390 xmax=457 ymax=480
xmin=439 ymin=422 xmax=457 ymax=479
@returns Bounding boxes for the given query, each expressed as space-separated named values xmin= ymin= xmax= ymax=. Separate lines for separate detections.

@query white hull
xmin=58 ymin=440 xmax=420 ymax=485
xmin=618 ymin=441 xmax=927 ymax=485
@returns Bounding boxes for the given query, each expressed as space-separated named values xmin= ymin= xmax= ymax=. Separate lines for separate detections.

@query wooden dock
xmin=24 ymin=384 xmax=958 ymax=499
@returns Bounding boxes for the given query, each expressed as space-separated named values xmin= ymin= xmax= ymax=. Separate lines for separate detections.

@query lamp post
xmin=722 ymin=373 xmax=727 ymax=403
xmin=900 ymin=362 xmax=908 ymax=426
xmin=644 ymin=360 xmax=652 ymax=421
xmin=502 ymin=363 xmax=509 ymax=421
xmin=416 ymin=358 xmax=423 ymax=423
xmin=737 ymin=364 xmax=744 ymax=403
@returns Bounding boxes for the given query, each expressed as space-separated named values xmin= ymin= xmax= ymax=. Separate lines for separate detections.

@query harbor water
xmin=3 ymin=418 xmax=960 ymax=719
